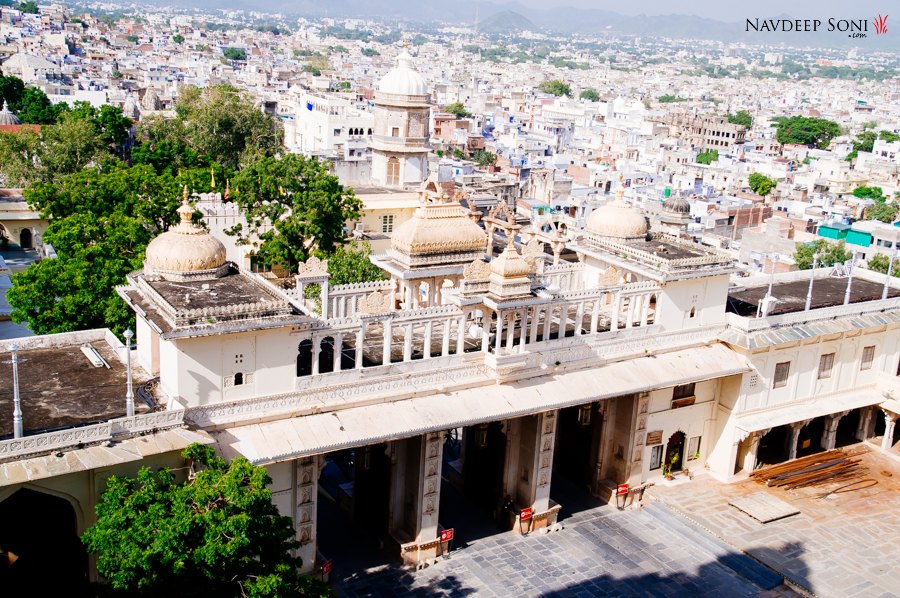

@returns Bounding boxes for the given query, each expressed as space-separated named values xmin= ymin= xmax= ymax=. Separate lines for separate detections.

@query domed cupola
xmin=585 ymin=185 xmax=648 ymax=241
xmin=0 ymin=101 xmax=22 ymax=126
xmin=389 ymin=192 xmax=487 ymax=266
xmin=377 ymin=47 xmax=428 ymax=98
xmin=663 ymin=194 xmax=691 ymax=215
xmin=144 ymin=190 xmax=228 ymax=281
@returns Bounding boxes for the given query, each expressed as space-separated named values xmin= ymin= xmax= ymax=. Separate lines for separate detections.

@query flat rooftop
xmin=147 ymin=269 xmax=280 ymax=311
xmin=623 ymin=238 xmax=713 ymax=261
xmin=727 ymin=277 xmax=899 ymax=317
xmin=0 ymin=340 xmax=150 ymax=438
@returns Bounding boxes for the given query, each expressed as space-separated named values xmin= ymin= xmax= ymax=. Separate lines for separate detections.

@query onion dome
xmin=144 ymin=193 xmax=227 ymax=280
xmin=0 ymin=101 xmax=22 ymax=126
xmin=586 ymin=186 xmax=648 ymax=240
xmin=391 ymin=196 xmax=486 ymax=257
xmin=663 ymin=194 xmax=691 ymax=215
xmin=378 ymin=47 xmax=428 ymax=97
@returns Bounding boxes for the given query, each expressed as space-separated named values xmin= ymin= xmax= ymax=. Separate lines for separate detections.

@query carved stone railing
xmin=0 ymin=410 xmax=186 ymax=462
xmin=724 ymin=296 xmax=900 ymax=333
xmin=584 ymin=233 xmax=732 ymax=269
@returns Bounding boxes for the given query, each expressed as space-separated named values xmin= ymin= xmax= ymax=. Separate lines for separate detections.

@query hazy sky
xmin=509 ymin=0 xmax=890 ymax=22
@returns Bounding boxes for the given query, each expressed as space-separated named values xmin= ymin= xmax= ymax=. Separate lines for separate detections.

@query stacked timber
xmin=751 ymin=449 xmax=863 ymax=490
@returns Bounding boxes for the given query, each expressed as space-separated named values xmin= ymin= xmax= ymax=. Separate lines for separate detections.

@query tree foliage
xmin=657 ymin=94 xmax=688 ymax=103
xmin=852 ymin=185 xmax=883 ymax=200
xmin=579 ymin=88 xmax=599 ymax=102
xmin=794 ymin=239 xmax=852 ymax=270
xmin=773 ymin=116 xmax=841 ymax=149
xmin=443 ymin=101 xmax=470 ymax=118
xmin=473 ymin=149 xmax=497 ymax=167
xmin=865 ymin=198 xmax=899 ymax=224
xmin=81 ymin=443 xmax=331 ymax=598
xmin=230 ymin=154 xmax=361 ymax=270
xmin=748 ymin=172 xmax=776 ymax=196
xmin=695 ymin=149 xmax=718 ymax=165
xmin=223 ymin=47 xmax=247 ymax=61
xmin=326 ymin=241 xmax=386 ymax=285
xmin=727 ymin=110 xmax=753 ymax=128
xmin=538 ymin=79 xmax=571 ymax=97
xmin=867 ymin=254 xmax=899 ymax=278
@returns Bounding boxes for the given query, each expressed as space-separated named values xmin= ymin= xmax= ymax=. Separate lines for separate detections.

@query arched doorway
xmin=319 ymin=337 xmax=335 ymax=374
xmin=835 ymin=409 xmax=862 ymax=448
xmin=797 ymin=418 xmax=825 ymax=458
xmin=296 ymin=339 xmax=313 ymax=377
xmin=664 ymin=431 xmax=686 ymax=474
xmin=757 ymin=425 xmax=791 ymax=466
xmin=19 ymin=228 xmax=32 ymax=249
xmin=0 ymin=488 xmax=88 ymax=595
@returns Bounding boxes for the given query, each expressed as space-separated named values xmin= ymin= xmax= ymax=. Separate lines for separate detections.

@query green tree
xmin=794 ymin=239 xmax=852 ymax=270
xmin=326 ymin=241 xmax=386 ymax=285
xmin=473 ymin=149 xmax=497 ymax=167
xmin=658 ymin=94 xmax=687 ymax=103
xmin=172 ymin=33 xmax=185 ymax=44
xmin=223 ymin=47 xmax=247 ymax=61
xmin=695 ymin=149 xmax=719 ymax=165
xmin=443 ymin=101 xmax=471 ymax=118
xmin=538 ymin=79 xmax=571 ymax=97
xmin=126 ymin=34 xmax=139 ymax=43
xmin=774 ymin=116 xmax=841 ymax=148
xmin=361 ymin=47 xmax=379 ymax=57
xmin=748 ymin=172 xmax=776 ymax=196
xmin=579 ymin=88 xmax=599 ymax=102
xmin=230 ymin=154 xmax=361 ymax=270
xmin=18 ymin=0 xmax=38 ymax=13
xmin=852 ymin=185 xmax=883 ymax=200
xmin=452 ymin=148 xmax=465 ymax=160
xmin=0 ymin=74 xmax=25 ymax=109
xmin=865 ymin=199 xmax=899 ymax=223
xmin=867 ymin=253 xmax=899 ymax=278
xmin=727 ymin=110 xmax=753 ymax=128
xmin=137 ymin=85 xmax=281 ymax=171
xmin=15 ymin=86 xmax=62 ymax=124
xmin=81 ymin=443 xmax=331 ymax=597
xmin=846 ymin=130 xmax=877 ymax=160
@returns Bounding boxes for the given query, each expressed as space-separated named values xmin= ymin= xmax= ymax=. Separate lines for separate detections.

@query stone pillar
xmin=382 ymin=318 xmax=393 ymax=365
xmin=611 ymin=294 xmax=621 ymax=330
xmin=822 ymin=413 xmax=846 ymax=451
xmin=857 ymin=407 xmax=875 ymax=441
xmin=543 ymin=306 xmax=553 ymax=340
xmin=404 ymin=283 xmax=413 ymax=310
xmin=518 ymin=308 xmax=529 ymax=352
xmin=320 ymin=283 xmax=330 ymax=319
xmin=481 ymin=312 xmax=491 ymax=353
xmin=403 ymin=323 xmax=413 ymax=361
xmin=640 ymin=295 xmax=651 ymax=326
xmin=295 ymin=456 xmax=319 ymax=574
xmin=494 ymin=312 xmax=504 ymax=355
xmin=575 ymin=302 xmax=585 ymax=335
xmin=558 ymin=303 xmax=568 ymax=336
xmin=533 ymin=411 xmax=557 ymax=514
xmin=529 ymin=307 xmax=541 ymax=344
xmin=332 ymin=333 xmax=343 ymax=372
xmin=441 ymin=319 xmax=451 ymax=357
xmin=625 ymin=297 xmax=635 ymax=329
xmin=423 ymin=321 xmax=433 ymax=359
xmin=355 ymin=324 xmax=365 ymax=369
xmin=504 ymin=412 xmax=559 ymax=533
xmin=311 ymin=335 xmax=320 ymax=375
xmin=590 ymin=299 xmax=600 ymax=334
xmin=394 ymin=432 xmax=445 ymax=566
xmin=882 ymin=411 xmax=898 ymax=450
xmin=505 ymin=312 xmax=517 ymax=352
xmin=788 ymin=420 xmax=809 ymax=461
xmin=456 ymin=312 xmax=467 ymax=354
xmin=744 ymin=429 xmax=769 ymax=472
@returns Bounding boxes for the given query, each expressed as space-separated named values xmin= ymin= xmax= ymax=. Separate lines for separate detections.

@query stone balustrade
xmin=724 ymin=296 xmax=900 ymax=333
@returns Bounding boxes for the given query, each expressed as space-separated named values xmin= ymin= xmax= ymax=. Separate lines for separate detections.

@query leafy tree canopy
xmin=223 ymin=47 xmax=247 ymax=61
xmin=473 ymin=149 xmax=497 ymax=167
xmin=579 ymin=88 xmax=599 ymax=102
xmin=18 ymin=0 xmax=38 ymax=13
xmin=538 ymin=79 xmax=571 ymax=97
xmin=865 ymin=198 xmax=899 ymax=224
xmin=748 ymin=172 xmax=776 ymax=196
xmin=172 ymin=33 xmax=185 ymax=44
xmin=794 ymin=239 xmax=852 ymax=270
xmin=658 ymin=94 xmax=687 ymax=103
xmin=81 ymin=443 xmax=331 ymax=597
xmin=230 ymin=154 xmax=361 ymax=270
xmin=443 ymin=101 xmax=471 ymax=118
xmin=867 ymin=253 xmax=899 ymax=278
xmin=727 ymin=110 xmax=753 ymax=128
xmin=852 ymin=185 xmax=883 ymax=200
xmin=695 ymin=149 xmax=718 ymax=165
xmin=774 ymin=116 xmax=841 ymax=149
xmin=326 ymin=241 xmax=386 ymax=285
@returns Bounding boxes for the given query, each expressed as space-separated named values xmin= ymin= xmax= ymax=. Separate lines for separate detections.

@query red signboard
xmin=321 ymin=559 xmax=333 ymax=575
xmin=520 ymin=507 xmax=534 ymax=521
xmin=440 ymin=528 xmax=454 ymax=542
xmin=617 ymin=483 xmax=629 ymax=496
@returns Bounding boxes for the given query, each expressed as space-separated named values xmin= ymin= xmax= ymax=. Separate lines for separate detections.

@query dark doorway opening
xmin=462 ymin=422 xmax=507 ymax=518
xmin=664 ymin=431 xmax=686 ymax=473
xmin=835 ymin=409 xmax=862 ymax=448
xmin=19 ymin=228 xmax=32 ymax=249
xmin=757 ymin=425 xmax=791 ymax=466
xmin=796 ymin=418 xmax=825 ymax=458
xmin=0 ymin=488 xmax=87 ymax=596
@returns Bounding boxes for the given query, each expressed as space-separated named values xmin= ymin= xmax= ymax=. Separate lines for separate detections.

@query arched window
xmin=319 ymin=336 xmax=335 ymax=374
xmin=386 ymin=157 xmax=400 ymax=186
xmin=297 ymin=339 xmax=313 ymax=377
xmin=367 ymin=128 xmax=373 ymax=135
xmin=234 ymin=372 xmax=243 ymax=386
xmin=689 ymin=307 xmax=696 ymax=319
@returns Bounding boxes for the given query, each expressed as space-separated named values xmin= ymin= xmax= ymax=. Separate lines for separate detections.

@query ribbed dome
xmin=145 ymin=198 xmax=227 ymax=279
xmin=663 ymin=195 xmax=691 ymax=215
xmin=586 ymin=187 xmax=648 ymax=240
xmin=0 ymin=101 xmax=22 ymax=126
xmin=378 ymin=48 xmax=428 ymax=97
xmin=490 ymin=244 xmax=532 ymax=279
xmin=391 ymin=196 xmax=486 ymax=256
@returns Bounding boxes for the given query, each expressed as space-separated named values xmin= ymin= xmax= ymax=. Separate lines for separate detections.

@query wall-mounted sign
xmin=646 ymin=431 xmax=663 ymax=446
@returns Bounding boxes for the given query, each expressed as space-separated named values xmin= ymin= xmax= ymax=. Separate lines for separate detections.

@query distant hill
xmin=478 ymin=10 xmax=536 ymax=34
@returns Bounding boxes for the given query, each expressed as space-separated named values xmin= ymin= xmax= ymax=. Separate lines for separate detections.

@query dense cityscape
xmin=0 ymin=1 xmax=898 ymax=596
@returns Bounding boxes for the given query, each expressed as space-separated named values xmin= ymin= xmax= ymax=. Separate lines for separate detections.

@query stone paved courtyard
xmin=330 ymin=497 xmax=791 ymax=597
xmin=648 ymin=443 xmax=900 ymax=598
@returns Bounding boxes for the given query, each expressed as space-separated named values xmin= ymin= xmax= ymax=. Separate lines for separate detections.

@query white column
xmin=822 ymin=413 xmax=844 ymax=451
xmin=481 ymin=312 xmax=491 ymax=352
xmin=590 ymin=299 xmax=600 ymax=334
xmin=404 ymin=283 xmax=413 ymax=310
xmin=382 ymin=319 xmax=393 ymax=365
xmin=558 ymin=303 xmax=568 ymax=336
xmin=403 ymin=323 xmax=413 ymax=361
xmin=518 ymin=308 xmax=529 ymax=352
xmin=311 ymin=336 xmax=320 ymax=375
xmin=882 ymin=411 xmax=897 ymax=450
xmin=355 ymin=324 xmax=365 ymax=369
xmin=320 ymin=283 xmax=330 ymax=319
xmin=530 ymin=307 xmax=541 ymax=344
xmin=495 ymin=312 xmax=504 ymax=355
xmin=640 ymin=294 xmax=651 ymax=326
xmin=417 ymin=432 xmax=444 ymax=543
xmin=611 ymin=293 xmax=621 ymax=329
xmin=625 ymin=297 xmax=635 ymax=329
xmin=332 ymin=333 xmax=343 ymax=372
xmin=456 ymin=312 xmax=466 ymax=354
xmin=295 ymin=456 xmax=319 ymax=574
xmin=575 ymin=301 xmax=585 ymax=335
xmin=533 ymin=411 xmax=557 ymax=513
xmin=788 ymin=420 xmax=808 ymax=460
xmin=543 ymin=305 xmax=553 ymax=340
xmin=506 ymin=312 xmax=517 ymax=352
xmin=423 ymin=321 xmax=433 ymax=359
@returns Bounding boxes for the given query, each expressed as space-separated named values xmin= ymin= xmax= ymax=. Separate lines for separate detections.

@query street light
xmin=11 ymin=343 xmax=22 ymax=438
xmin=882 ymin=246 xmax=898 ymax=301
xmin=805 ymin=252 xmax=819 ymax=311
xmin=124 ymin=329 xmax=134 ymax=418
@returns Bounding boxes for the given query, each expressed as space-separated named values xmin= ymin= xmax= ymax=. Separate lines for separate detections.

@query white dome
xmin=145 ymin=198 xmax=227 ymax=279
xmin=378 ymin=48 xmax=428 ymax=97
xmin=586 ymin=187 xmax=648 ymax=240
xmin=0 ymin=101 xmax=22 ymax=126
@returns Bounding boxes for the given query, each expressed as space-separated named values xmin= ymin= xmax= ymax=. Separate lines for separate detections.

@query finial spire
xmin=183 ymin=184 xmax=189 ymax=202
xmin=210 ymin=167 xmax=216 ymax=190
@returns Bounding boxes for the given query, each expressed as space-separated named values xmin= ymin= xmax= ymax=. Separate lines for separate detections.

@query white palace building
xmin=1 ymin=50 xmax=900 ymax=590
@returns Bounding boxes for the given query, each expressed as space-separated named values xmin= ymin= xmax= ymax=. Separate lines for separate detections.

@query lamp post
xmin=843 ymin=254 xmax=856 ymax=306
xmin=11 ymin=343 xmax=22 ymax=438
xmin=882 ymin=246 xmax=897 ymax=301
xmin=124 ymin=329 xmax=134 ymax=418
xmin=805 ymin=252 xmax=819 ymax=311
